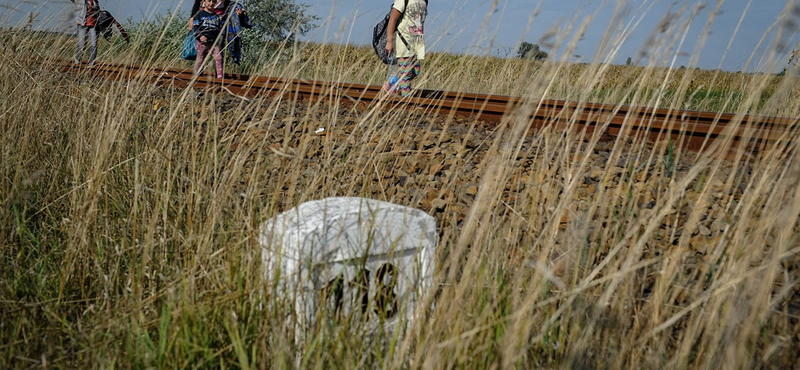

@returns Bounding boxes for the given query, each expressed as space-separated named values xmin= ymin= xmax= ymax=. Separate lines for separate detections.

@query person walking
xmin=384 ymin=0 xmax=427 ymax=96
xmin=189 ymin=0 xmax=251 ymax=65
xmin=71 ymin=0 xmax=100 ymax=66
xmin=193 ymin=0 xmax=224 ymax=78
xmin=221 ymin=2 xmax=251 ymax=65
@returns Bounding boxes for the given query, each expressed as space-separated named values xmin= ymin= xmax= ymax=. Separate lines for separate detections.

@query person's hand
xmin=200 ymin=35 xmax=207 ymax=43
xmin=385 ymin=40 xmax=395 ymax=55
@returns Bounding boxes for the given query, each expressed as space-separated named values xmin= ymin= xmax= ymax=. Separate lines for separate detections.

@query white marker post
xmin=260 ymin=197 xmax=437 ymax=342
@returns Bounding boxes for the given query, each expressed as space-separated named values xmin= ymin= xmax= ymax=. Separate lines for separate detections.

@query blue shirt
xmin=193 ymin=9 xmax=221 ymax=43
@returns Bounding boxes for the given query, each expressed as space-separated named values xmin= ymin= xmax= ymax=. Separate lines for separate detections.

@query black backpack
xmin=95 ymin=10 xmax=130 ymax=42
xmin=372 ymin=0 xmax=409 ymax=65
xmin=95 ymin=11 xmax=113 ymax=35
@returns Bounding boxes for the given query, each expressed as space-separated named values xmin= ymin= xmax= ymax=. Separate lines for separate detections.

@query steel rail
xmin=50 ymin=59 xmax=800 ymax=156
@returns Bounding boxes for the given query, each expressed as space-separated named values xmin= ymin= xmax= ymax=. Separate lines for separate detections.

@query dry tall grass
xmin=2 ymin=2 xmax=800 ymax=369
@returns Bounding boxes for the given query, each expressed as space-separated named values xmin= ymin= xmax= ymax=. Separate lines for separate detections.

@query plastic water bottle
xmin=387 ymin=51 xmax=399 ymax=87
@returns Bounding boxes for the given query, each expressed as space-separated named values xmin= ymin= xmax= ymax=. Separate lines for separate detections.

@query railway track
xmin=51 ymin=58 xmax=799 ymax=157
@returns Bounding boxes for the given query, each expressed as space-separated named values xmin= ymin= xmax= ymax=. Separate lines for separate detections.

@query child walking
xmin=193 ymin=0 xmax=224 ymax=78
xmin=385 ymin=0 xmax=428 ymax=96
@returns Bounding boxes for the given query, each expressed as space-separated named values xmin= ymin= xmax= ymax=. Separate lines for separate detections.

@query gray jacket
xmin=72 ymin=0 xmax=100 ymax=26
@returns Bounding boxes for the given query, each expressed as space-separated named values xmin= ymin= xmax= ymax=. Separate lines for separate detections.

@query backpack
xmin=95 ymin=10 xmax=130 ymax=42
xmin=95 ymin=11 xmax=113 ymax=37
xmin=372 ymin=0 xmax=409 ymax=65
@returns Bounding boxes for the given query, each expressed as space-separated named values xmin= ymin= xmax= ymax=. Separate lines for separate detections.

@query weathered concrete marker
xmin=259 ymin=197 xmax=437 ymax=336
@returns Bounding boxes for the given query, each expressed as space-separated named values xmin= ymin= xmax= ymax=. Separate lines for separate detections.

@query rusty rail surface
xmin=50 ymin=59 xmax=800 ymax=156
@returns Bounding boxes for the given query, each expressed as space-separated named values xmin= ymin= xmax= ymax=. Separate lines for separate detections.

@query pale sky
xmin=3 ymin=0 xmax=799 ymax=73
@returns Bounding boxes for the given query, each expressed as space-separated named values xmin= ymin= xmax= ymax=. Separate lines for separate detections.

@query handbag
xmin=182 ymin=30 xmax=197 ymax=60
